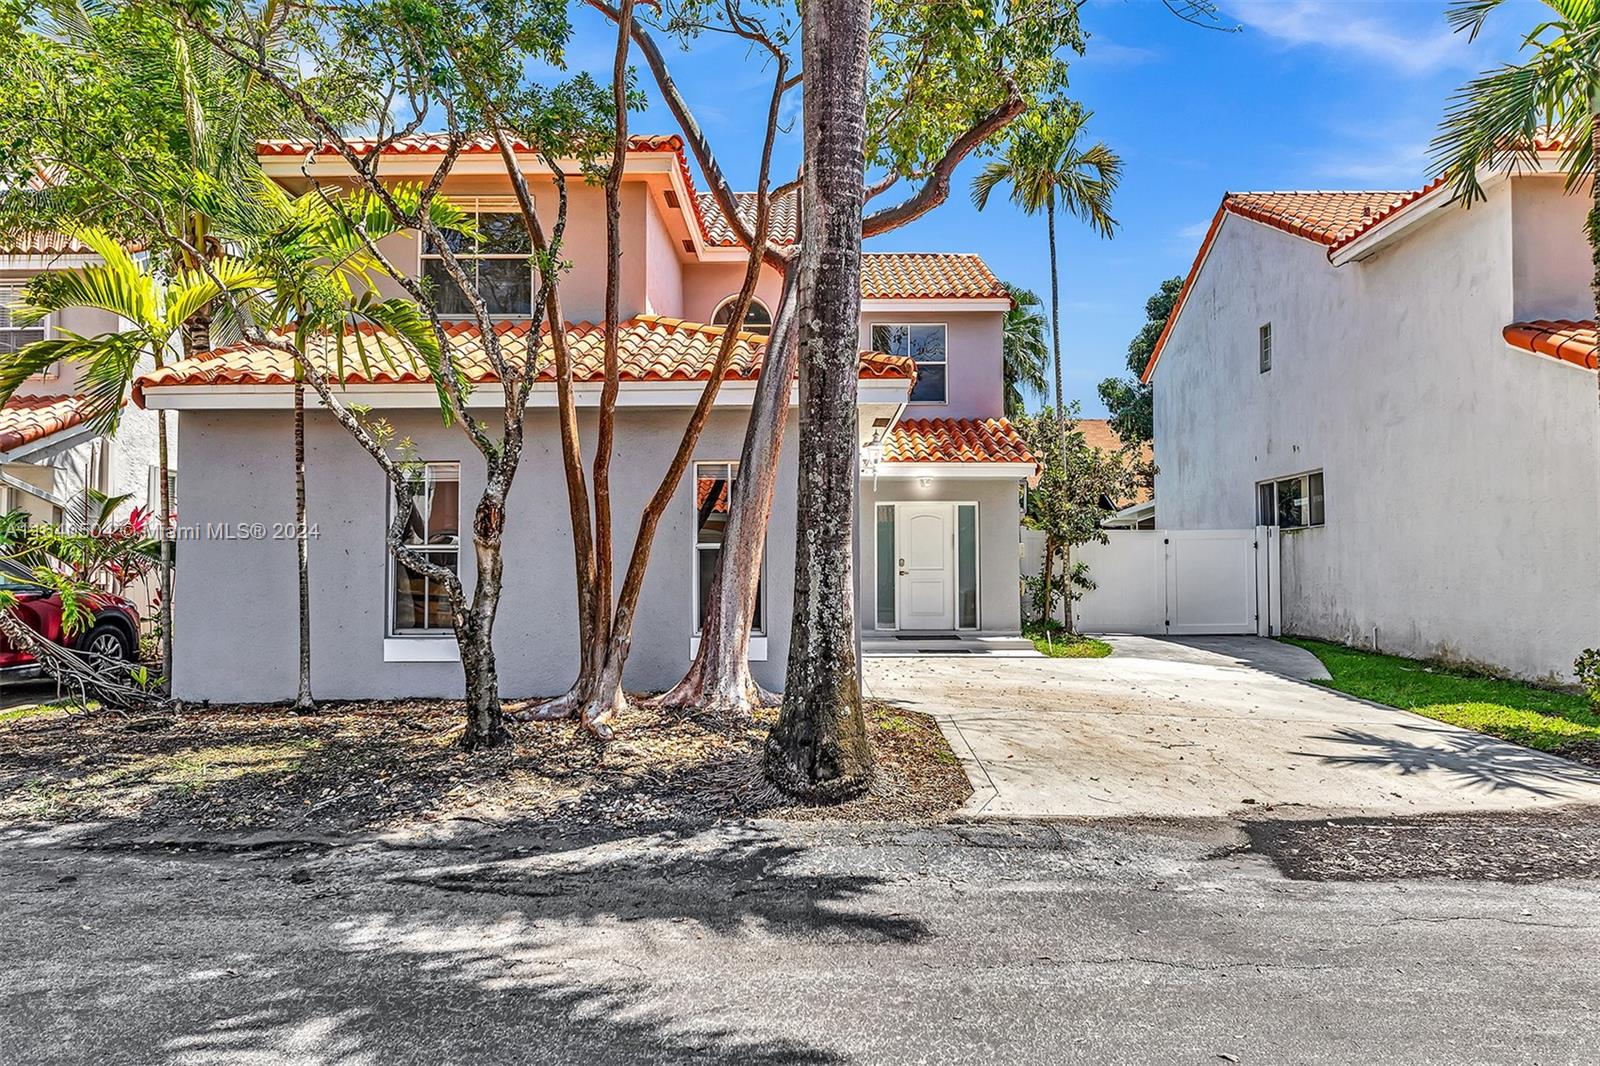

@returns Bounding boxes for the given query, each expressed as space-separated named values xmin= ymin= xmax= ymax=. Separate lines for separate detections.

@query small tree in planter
xmin=1017 ymin=407 xmax=1149 ymax=632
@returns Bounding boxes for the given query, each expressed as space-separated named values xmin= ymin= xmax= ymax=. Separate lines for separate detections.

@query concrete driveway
xmin=864 ymin=636 xmax=1600 ymax=819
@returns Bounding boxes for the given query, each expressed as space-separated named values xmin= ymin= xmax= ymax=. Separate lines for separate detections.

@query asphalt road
xmin=5 ymin=813 xmax=1600 ymax=1065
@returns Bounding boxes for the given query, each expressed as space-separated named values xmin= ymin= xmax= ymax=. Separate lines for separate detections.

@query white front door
xmin=895 ymin=502 xmax=955 ymax=630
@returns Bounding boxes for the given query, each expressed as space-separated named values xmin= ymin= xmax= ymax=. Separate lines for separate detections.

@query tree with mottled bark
xmin=533 ymin=0 xmax=790 ymax=735
xmin=185 ymin=0 xmax=616 ymax=749
xmin=761 ymin=0 xmax=876 ymax=799
xmin=599 ymin=0 xmax=1088 ymax=729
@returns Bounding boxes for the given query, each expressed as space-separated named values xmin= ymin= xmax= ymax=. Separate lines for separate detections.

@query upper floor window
xmin=712 ymin=296 xmax=772 ymax=337
xmin=389 ymin=462 xmax=461 ymax=634
xmin=422 ymin=201 xmax=533 ymax=319
xmin=0 ymin=284 xmax=53 ymax=377
xmin=1259 ymin=322 xmax=1272 ymax=374
xmin=871 ymin=323 xmax=946 ymax=403
xmin=1257 ymin=470 xmax=1323 ymax=529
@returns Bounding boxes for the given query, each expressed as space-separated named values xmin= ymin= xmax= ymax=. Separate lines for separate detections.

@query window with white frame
xmin=871 ymin=323 xmax=947 ymax=403
xmin=1257 ymin=470 xmax=1323 ymax=529
xmin=1259 ymin=322 xmax=1272 ymax=374
xmin=389 ymin=462 xmax=461 ymax=634
xmin=692 ymin=461 xmax=763 ymax=634
xmin=0 ymin=283 xmax=54 ymax=378
xmin=421 ymin=201 xmax=534 ymax=318
xmin=711 ymin=296 xmax=772 ymax=337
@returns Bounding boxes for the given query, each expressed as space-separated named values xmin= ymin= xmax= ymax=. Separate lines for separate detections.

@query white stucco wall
xmin=857 ymin=476 xmax=1023 ymax=636
xmin=171 ymin=406 xmax=800 ymax=702
xmin=1152 ymin=176 xmax=1599 ymax=681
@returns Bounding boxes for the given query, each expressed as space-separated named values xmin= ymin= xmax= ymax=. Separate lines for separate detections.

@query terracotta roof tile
xmin=257 ymin=133 xmax=687 ymax=157
xmin=0 ymin=231 xmax=96 ymax=256
xmin=1074 ymin=419 xmax=1153 ymax=505
xmin=133 ymin=316 xmax=912 ymax=405
xmin=1222 ymin=189 xmax=1434 ymax=248
xmin=0 ymin=394 xmax=96 ymax=453
xmin=882 ymin=417 xmax=1036 ymax=470
xmin=695 ymin=191 xmax=799 ymax=246
xmin=1503 ymin=319 xmax=1599 ymax=371
xmin=860 ymin=253 xmax=1009 ymax=301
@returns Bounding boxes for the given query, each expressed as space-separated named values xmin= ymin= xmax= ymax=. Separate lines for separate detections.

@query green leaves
xmin=1432 ymin=0 xmax=1600 ymax=201
xmin=866 ymin=0 xmax=1082 ymax=179
xmin=971 ymin=100 xmax=1122 ymax=236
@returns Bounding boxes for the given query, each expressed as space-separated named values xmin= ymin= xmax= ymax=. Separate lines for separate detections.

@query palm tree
xmin=1432 ymin=0 xmax=1599 ymax=400
xmin=206 ymin=176 xmax=459 ymax=713
xmin=0 ymin=228 xmax=264 ymax=688
xmin=1001 ymin=284 xmax=1050 ymax=418
xmin=972 ymin=101 xmax=1121 ymax=443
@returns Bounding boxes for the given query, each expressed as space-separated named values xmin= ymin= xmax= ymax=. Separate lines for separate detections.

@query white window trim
xmin=384 ymin=636 xmax=460 ymax=663
xmin=386 ymin=461 xmax=462 ymax=638
xmin=872 ymin=500 xmax=981 ymax=631
xmin=0 ymin=284 xmax=52 ymax=377
xmin=871 ymin=322 xmax=948 ymax=406
xmin=1259 ymin=322 xmax=1272 ymax=374
xmin=1256 ymin=469 xmax=1324 ymax=530
xmin=711 ymin=295 xmax=772 ymax=336
xmin=420 ymin=198 xmax=535 ymax=321
xmin=690 ymin=460 xmax=765 ymax=653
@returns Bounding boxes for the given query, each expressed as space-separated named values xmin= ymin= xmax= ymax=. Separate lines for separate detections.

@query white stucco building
xmin=1144 ymin=160 xmax=1598 ymax=682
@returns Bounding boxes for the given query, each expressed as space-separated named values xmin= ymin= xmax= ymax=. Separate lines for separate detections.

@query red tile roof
xmin=1222 ymin=187 xmax=1445 ymax=249
xmin=860 ymin=254 xmax=1009 ymax=301
xmin=133 ymin=316 xmax=913 ymax=405
xmin=0 ymin=231 xmax=96 ymax=256
xmin=1074 ymin=419 xmax=1154 ymax=504
xmin=257 ymin=133 xmax=688 ymax=157
xmin=0 ymin=394 xmax=96 ymax=453
xmin=696 ymin=191 xmax=799 ymax=247
xmin=882 ymin=417 xmax=1036 ymax=471
xmin=1503 ymin=319 xmax=1599 ymax=371
xmin=1142 ymin=179 xmax=1453 ymax=383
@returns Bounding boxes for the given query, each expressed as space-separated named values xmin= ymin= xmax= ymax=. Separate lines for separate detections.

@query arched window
xmin=711 ymin=296 xmax=772 ymax=337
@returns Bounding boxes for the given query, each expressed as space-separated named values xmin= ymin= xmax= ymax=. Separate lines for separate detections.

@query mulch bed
xmin=0 ymin=696 xmax=972 ymax=835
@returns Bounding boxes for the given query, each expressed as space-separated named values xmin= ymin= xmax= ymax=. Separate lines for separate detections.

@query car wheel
xmin=82 ymin=623 xmax=133 ymax=663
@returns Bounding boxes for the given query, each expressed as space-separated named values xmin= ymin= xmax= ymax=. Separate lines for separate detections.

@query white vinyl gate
xmin=1023 ymin=527 xmax=1280 ymax=637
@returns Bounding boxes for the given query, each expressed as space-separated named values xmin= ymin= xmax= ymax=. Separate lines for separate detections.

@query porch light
xmin=859 ymin=437 xmax=884 ymax=477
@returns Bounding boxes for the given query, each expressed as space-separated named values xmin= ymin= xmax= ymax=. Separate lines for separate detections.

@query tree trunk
xmin=1038 ymin=532 xmax=1056 ymax=624
xmin=291 ymin=382 xmax=315 ymax=713
xmin=1062 ymin=541 xmax=1075 ymax=635
xmin=1589 ymin=106 xmax=1599 ymax=418
xmin=764 ymin=0 xmax=874 ymax=801
xmin=156 ymin=409 xmax=173 ymax=692
xmin=458 ymin=491 xmax=509 ymax=749
xmin=656 ymin=264 xmax=799 ymax=717
xmin=1047 ymin=199 xmax=1068 ymax=460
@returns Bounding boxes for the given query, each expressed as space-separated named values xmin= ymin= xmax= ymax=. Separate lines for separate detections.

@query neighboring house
xmin=1 ymin=232 xmax=162 ymax=528
xmin=1074 ymin=419 xmax=1154 ymax=528
xmin=1143 ymin=155 xmax=1598 ymax=681
xmin=131 ymin=134 xmax=1034 ymax=701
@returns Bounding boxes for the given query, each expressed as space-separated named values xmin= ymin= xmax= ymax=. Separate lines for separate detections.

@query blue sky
xmin=567 ymin=0 xmax=1541 ymax=416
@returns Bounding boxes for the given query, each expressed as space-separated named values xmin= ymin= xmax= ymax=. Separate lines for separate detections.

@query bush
xmin=1576 ymin=649 xmax=1600 ymax=707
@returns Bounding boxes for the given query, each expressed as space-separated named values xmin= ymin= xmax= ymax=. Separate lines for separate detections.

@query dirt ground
xmin=0 ymin=696 xmax=972 ymax=835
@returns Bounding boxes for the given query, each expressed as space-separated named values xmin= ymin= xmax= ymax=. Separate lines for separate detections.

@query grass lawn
xmin=1023 ymin=620 xmax=1111 ymax=659
xmin=1284 ymin=638 xmax=1600 ymax=756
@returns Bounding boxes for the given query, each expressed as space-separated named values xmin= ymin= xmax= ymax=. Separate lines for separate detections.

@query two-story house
xmin=129 ymin=134 xmax=1034 ymax=701
xmin=2 ymin=231 xmax=163 ymax=528
xmin=1144 ymin=154 xmax=1598 ymax=681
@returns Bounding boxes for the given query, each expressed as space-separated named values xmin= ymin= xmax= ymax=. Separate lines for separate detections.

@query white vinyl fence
xmin=1022 ymin=527 xmax=1280 ymax=637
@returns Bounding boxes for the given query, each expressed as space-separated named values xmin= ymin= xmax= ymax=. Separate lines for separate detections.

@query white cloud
xmin=1226 ymin=0 xmax=1469 ymax=75
xmin=1079 ymin=36 xmax=1162 ymax=67
xmin=1177 ymin=219 xmax=1213 ymax=241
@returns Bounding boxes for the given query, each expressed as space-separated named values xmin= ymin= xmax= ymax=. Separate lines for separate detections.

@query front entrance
xmin=896 ymin=502 xmax=956 ymax=630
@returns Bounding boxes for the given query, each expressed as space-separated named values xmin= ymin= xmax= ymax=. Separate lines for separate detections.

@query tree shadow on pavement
xmin=1291 ymin=724 xmax=1600 ymax=798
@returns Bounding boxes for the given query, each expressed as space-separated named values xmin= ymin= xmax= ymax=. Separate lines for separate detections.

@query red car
xmin=0 ymin=559 xmax=141 ymax=678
